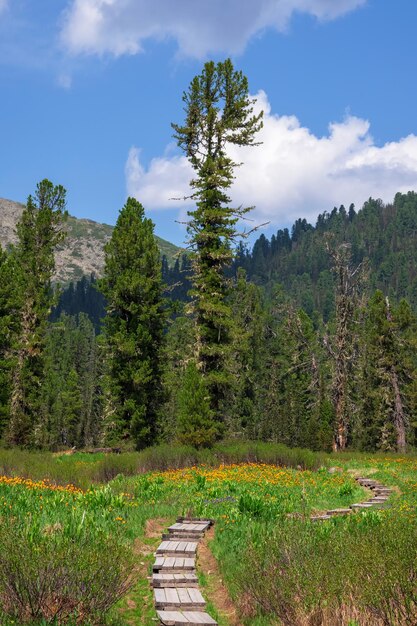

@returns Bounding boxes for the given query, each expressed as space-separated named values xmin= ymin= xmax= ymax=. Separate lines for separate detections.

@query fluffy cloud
xmin=61 ymin=0 xmax=367 ymax=58
xmin=125 ymin=91 xmax=417 ymax=227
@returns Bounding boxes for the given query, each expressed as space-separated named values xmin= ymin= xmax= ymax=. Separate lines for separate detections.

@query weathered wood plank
xmin=157 ymin=610 xmax=190 ymax=625
xmin=187 ymin=588 xmax=205 ymax=605
xmin=326 ymin=508 xmax=352 ymax=516
xmin=182 ymin=611 xmax=217 ymax=625
xmin=177 ymin=588 xmax=192 ymax=604
xmin=157 ymin=541 xmax=171 ymax=554
xmin=152 ymin=573 xmax=198 ymax=588
xmin=165 ymin=588 xmax=180 ymax=605
xmin=185 ymin=542 xmax=198 ymax=554
xmin=350 ymin=503 xmax=373 ymax=509
xmin=154 ymin=588 xmax=166 ymax=604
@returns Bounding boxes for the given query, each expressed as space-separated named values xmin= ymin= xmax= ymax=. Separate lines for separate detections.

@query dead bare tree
xmin=325 ymin=239 xmax=366 ymax=451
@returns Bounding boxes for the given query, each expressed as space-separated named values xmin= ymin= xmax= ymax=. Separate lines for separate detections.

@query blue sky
xmin=1 ymin=0 xmax=417 ymax=245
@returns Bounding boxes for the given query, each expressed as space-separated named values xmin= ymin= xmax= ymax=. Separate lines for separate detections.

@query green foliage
xmin=238 ymin=192 xmax=417 ymax=317
xmin=5 ymin=180 xmax=67 ymax=446
xmin=38 ymin=313 xmax=102 ymax=449
xmin=0 ymin=524 xmax=134 ymax=625
xmin=220 ymin=513 xmax=417 ymax=625
xmin=99 ymin=197 xmax=165 ymax=449
xmin=356 ymin=291 xmax=416 ymax=451
xmin=177 ymin=362 xmax=218 ymax=448
xmin=210 ymin=453 xmax=417 ymax=625
xmin=172 ymin=59 xmax=263 ymax=425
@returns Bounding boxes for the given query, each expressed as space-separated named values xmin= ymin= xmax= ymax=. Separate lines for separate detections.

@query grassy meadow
xmin=0 ymin=443 xmax=415 ymax=625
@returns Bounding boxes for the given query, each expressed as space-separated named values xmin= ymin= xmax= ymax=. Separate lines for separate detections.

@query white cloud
xmin=125 ymin=90 xmax=417 ymax=227
xmin=0 ymin=0 xmax=8 ymax=14
xmin=61 ymin=0 xmax=367 ymax=58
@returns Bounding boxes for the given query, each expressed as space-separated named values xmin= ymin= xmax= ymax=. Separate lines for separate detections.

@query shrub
xmin=230 ymin=513 xmax=417 ymax=625
xmin=0 ymin=521 xmax=135 ymax=624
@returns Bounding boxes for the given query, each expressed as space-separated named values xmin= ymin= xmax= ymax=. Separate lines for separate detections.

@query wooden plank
xmin=350 ymin=503 xmax=373 ymax=509
xmin=177 ymin=588 xmax=192 ymax=604
xmin=184 ymin=573 xmax=198 ymax=581
xmin=182 ymin=611 xmax=217 ymax=625
xmin=153 ymin=573 xmax=198 ymax=588
xmin=177 ymin=517 xmax=213 ymax=525
xmin=157 ymin=557 xmax=196 ymax=571
xmin=185 ymin=542 xmax=198 ymax=554
xmin=177 ymin=542 xmax=188 ymax=552
xmin=157 ymin=541 xmax=171 ymax=554
xmin=154 ymin=588 xmax=166 ymax=604
xmin=326 ymin=508 xmax=352 ymax=516
xmin=157 ymin=610 xmax=190 ymax=625
xmin=168 ymin=534 xmax=204 ymax=542
xmin=187 ymin=588 xmax=205 ymax=605
xmin=165 ymin=588 xmax=180 ymax=605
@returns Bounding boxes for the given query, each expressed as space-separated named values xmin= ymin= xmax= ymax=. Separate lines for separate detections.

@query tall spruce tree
xmin=0 ymin=246 xmax=18 ymax=437
xmin=7 ymin=180 xmax=67 ymax=446
xmin=99 ymin=197 xmax=165 ymax=449
xmin=172 ymin=59 xmax=263 ymax=427
xmin=358 ymin=291 xmax=414 ymax=452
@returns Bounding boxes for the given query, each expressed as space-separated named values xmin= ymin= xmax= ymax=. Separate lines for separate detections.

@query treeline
xmin=236 ymin=191 xmax=417 ymax=319
xmin=3 ymin=183 xmax=417 ymax=453
xmin=1 ymin=59 xmax=416 ymax=454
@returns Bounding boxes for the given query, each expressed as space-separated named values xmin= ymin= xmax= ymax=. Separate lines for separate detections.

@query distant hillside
xmin=0 ymin=198 xmax=181 ymax=283
xmin=236 ymin=191 xmax=417 ymax=317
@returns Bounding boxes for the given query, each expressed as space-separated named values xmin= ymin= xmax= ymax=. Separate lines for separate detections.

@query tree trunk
xmin=391 ymin=366 xmax=406 ymax=452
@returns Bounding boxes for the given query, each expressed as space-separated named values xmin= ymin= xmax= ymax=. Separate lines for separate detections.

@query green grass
xmin=0 ymin=444 xmax=416 ymax=624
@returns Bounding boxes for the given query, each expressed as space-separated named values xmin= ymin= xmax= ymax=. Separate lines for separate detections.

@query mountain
xmin=0 ymin=198 xmax=182 ymax=283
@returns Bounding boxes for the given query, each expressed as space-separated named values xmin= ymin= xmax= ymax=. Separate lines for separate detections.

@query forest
xmin=8 ymin=187 xmax=415 ymax=455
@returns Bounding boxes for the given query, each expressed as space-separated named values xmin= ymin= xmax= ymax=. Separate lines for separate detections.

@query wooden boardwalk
xmin=152 ymin=518 xmax=218 ymax=626
xmin=310 ymin=476 xmax=393 ymax=521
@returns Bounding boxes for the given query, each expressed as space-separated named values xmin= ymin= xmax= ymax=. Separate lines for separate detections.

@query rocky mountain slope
xmin=0 ymin=198 xmax=181 ymax=283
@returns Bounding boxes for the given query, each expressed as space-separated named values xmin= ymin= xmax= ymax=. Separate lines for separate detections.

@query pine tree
xmin=172 ymin=58 xmax=263 ymax=428
xmin=358 ymin=291 xmax=415 ymax=452
xmin=0 ymin=246 xmax=19 ymax=437
xmin=7 ymin=180 xmax=67 ymax=446
xmin=39 ymin=313 xmax=102 ymax=449
xmin=227 ymin=268 xmax=266 ymax=437
xmin=99 ymin=197 xmax=165 ymax=449
xmin=177 ymin=362 xmax=217 ymax=448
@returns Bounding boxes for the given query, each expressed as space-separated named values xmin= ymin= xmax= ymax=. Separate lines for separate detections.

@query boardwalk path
xmin=310 ymin=476 xmax=393 ymax=521
xmin=152 ymin=518 xmax=217 ymax=626
xmin=151 ymin=477 xmax=393 ymax=623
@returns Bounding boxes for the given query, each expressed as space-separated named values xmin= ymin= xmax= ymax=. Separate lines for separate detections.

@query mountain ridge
xmin=0 ymin=197 xmax=181 ymax=283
